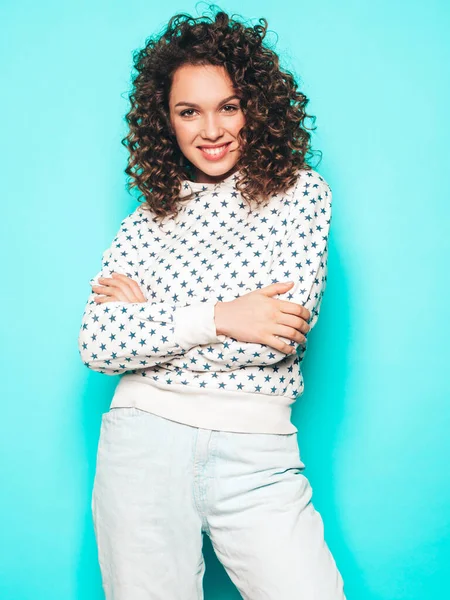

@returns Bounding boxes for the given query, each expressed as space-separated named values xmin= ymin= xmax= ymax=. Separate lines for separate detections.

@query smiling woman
xmin=120 ymin=9 xmax=318 ymax=221
xmin=79 ymin=6 xmax=346 ymax=600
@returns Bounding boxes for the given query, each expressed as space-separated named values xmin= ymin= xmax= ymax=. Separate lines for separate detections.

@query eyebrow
xmin=174 ymin=95 xmax=241 ymax=109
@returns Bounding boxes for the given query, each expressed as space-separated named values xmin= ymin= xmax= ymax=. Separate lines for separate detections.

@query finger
xmin=273 ymin=323 xmax=307 ymax=345
xmin=92 ymin=283 xmax=129 ymax=302
xmin=94 ymin=293 xmax=125 ymax=303
xmin=277 ymin=298 xmax=311 ymax=322
xmin=93 ymin=281 xmax=144 ymax=303
xmin=265 ymin=334 xmax=297 ymax=355
xmin=91 ymin=283 xmax=124 ymax=299
xmin=98 ymin=275 xmax=135 ymax=302
xmin=111 ymin=272 xmax=147 ymax=302
xmin=110 ymin=272 xmax=146 ymax=301
xmin=258 ymin=282 xmax=294 ymax=297
xmin=276 ymin=311 xmax=310 ymax=335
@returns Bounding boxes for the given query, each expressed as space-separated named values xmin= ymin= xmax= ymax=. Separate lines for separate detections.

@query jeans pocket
xmin=101 ymin=406 xmax=142 ymax=425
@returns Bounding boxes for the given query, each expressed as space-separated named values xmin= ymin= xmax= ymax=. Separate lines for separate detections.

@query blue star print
xmin=78 ymin=168 xmax=331 ymax=415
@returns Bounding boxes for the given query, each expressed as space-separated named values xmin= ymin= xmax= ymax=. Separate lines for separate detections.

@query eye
xmin=180 ymin=109 xmax=196 ymax=118
xmin=179 ymin=105 xmax=239 ymax=118
xmin=222 ymin=104 xmax=239 ymax=113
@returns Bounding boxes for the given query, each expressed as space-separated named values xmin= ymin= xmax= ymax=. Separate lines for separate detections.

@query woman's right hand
xmin=214 ymin=282 xmax=311 ymax=355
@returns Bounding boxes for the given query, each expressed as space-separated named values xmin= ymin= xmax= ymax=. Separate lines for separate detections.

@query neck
xmin=193 ymin=165 xmax=239 ymax=184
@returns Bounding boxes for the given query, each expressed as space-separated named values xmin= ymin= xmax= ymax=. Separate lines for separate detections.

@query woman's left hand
xmin=91 ymin=272 xmax=147 ymax=304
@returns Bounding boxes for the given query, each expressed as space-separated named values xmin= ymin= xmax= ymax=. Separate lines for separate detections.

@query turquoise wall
xmin=1 ymin=1 xmax=449 ymax=598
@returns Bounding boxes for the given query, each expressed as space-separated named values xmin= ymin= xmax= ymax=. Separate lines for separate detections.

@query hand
xmin=214 ymin=282 xmax=311 ymax=355
xmin=91 ymin=272 xmax=147 ymax=304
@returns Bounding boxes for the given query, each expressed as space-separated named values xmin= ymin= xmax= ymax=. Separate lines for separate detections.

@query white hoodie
xmin=78 ymin=168 xmax=332 ymax=433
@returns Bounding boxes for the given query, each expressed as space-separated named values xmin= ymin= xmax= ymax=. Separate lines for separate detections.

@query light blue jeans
xmin=92 ymin=407 xmax=346 ymax=599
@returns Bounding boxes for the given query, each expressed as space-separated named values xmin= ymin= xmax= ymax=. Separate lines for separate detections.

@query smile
xmin=197 ymin=142 xmax=232 ymax=161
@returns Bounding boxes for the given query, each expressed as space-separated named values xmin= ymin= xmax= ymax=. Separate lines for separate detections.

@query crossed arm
xmin=77 ymin=212 xmax=227 ymax=375
xmin=78 ymin=173 xmax=332 ymax=375
xmin=166 ymin=175 xmax=332 ymax=372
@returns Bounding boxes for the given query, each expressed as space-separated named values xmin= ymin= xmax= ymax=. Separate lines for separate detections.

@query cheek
xmin=172 ymin=120 xmax=194 ymax=146
xmin=231 ymin=116 xmax=246 ymax=142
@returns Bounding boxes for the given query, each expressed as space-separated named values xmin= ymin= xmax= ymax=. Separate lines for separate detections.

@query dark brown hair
xmin=121 ymin=6 xmax=321 ymax=222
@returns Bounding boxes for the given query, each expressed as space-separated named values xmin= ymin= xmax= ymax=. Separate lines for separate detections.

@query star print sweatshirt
xmin=78 ymin=168 xmax=332 ymax=434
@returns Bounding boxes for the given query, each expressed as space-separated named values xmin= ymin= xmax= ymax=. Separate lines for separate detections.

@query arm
xmin=269 ymin=172 xmax=332 ymax=334
xmin=77 ymin=210 xmax=225 ymax=375
xmin=166 ymin=171 xmax=332 ymax=372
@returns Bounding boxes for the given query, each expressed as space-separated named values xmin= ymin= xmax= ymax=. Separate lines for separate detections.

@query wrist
xmin=214 ymin=301 xmax=228 ymax=336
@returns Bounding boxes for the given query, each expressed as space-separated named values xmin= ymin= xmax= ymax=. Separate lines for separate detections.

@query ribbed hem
xmin=110 ymin=375 xmax=298 ymax=434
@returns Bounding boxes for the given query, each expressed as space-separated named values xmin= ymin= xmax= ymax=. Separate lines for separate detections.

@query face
xmin=168 ymin=63 xmax=246 ymax=184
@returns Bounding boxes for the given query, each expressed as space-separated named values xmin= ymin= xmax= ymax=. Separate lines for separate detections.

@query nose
xmin=200 ymin=113 xmax=224 ymax=141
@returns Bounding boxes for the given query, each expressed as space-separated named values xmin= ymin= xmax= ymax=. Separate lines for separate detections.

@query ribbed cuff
xmin=173 ymin=300 xmax=227 ymax=349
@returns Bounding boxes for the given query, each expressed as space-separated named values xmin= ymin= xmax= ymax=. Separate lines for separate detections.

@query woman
xmin=78 ymin=8 xmax=346 ymax=599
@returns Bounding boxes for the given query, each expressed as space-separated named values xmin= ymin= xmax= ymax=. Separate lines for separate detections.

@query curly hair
xmin=121 ymin=6 xmax=321 ymax=222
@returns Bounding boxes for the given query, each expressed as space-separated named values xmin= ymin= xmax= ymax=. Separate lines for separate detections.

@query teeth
xmin=201 ymin=144 xmax=228 ymax=155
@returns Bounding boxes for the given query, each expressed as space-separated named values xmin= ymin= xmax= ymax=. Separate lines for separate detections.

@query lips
xmin=197 ymin=142 xmax=232 ymax=161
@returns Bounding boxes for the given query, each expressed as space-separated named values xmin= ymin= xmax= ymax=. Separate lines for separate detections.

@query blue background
xmin=1 ymin=1 xmax=449 ymax=598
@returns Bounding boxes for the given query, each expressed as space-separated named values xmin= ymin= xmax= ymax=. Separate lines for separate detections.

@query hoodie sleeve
xmin=165 ymin=172 xmax=332 ymax=372
xmin=77 ymin=210 xmax=225 ymax=375
xmin=268 ymin=171 xmax=332 ymax=334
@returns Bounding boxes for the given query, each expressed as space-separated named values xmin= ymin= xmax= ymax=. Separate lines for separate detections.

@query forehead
xmin=169 ymin=64 xmax=235 ymax=104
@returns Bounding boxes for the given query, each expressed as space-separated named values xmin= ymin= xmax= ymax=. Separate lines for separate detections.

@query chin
xmin=189 ymin=158 xmax=240 ymax=182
